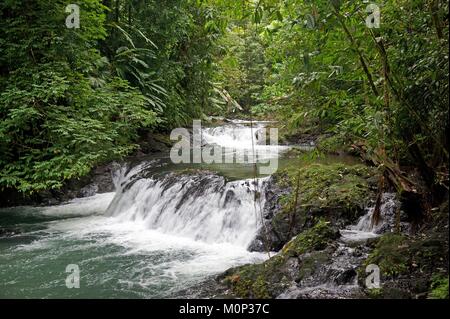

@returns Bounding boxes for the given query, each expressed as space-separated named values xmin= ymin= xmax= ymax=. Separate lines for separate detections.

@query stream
xmin=0 ymin=120 xmax=364 ymax=299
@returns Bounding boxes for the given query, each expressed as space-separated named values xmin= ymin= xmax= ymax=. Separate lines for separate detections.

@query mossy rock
xmin=222 ymin=220 xmax=337 ymax=298
xmin=361 ymin=232 xmax=448 ymax=299
xmin=363 ymin=233 xmax=410 ymax=277
xmin=282 ymin=220 xmax=339 ymax=257
xmin=364 ymin=232 xmax=447 ymax=278
xmin=278 ymin=163 xmax=374 ymax=211
xmin=266 ymin=163 xmax=376 ymax=249
xmin=221 ymin=255 xmax=287 ymax=299
xmin=428 ymin=275 xmax=449 ymax=299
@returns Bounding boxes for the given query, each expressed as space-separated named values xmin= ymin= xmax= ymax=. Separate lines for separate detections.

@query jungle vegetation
xmin=0 ymin=0 xmax=448 ymax=205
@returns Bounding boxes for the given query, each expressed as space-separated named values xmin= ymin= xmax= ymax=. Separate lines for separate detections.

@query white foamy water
xmin=340 ymin=193 xmax=398 ymax=243
xmin=200 ymin=123 xmax=290 ymax=161
xmin=41 ymin=193 xmax=116 ymax=217
xmin=1 ymin=121 xmax=287 ymax=298
xmin=202 ymin=124 xmax=265 ymax=149
xmin=43 ymin=214 xmax=265 ymax=276
xmin=106 ymin=164 xmax=267 ymax=248
xmin=2 ymin=176 xmax=267 ymax=298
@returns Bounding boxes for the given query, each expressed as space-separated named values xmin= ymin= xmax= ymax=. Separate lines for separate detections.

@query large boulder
xmin=249 ymin=163 xmax=378 ymax=252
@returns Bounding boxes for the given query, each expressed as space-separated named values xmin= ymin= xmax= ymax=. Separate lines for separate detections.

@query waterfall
xmin=200 ymin=122 xmax=289 ymax=164
xmin=103 ymin=121 xmax=286 ymax=249
xmin=202 ymin=124 xmax=267 ymax=148
xmin=278 ymin=193 xmax=403 ymax=299
xmin=340 ymin=193 xmax=399 ymax=242
xmin=106 ymin=166 xmax=268 ymax=248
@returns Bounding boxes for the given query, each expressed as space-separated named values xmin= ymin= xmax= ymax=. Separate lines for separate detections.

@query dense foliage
xmin=215 ymin=0 xmax=449 ymax=194
xmin=0 ymin=0 xmax=225 ymax=192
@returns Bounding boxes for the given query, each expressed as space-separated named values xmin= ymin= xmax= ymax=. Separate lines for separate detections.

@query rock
xmin=221 ymin=220 xmax=341 ymax=299
xmin=77 ymin=184 xmax=99 ymax=198
xmin=249 ymin=163 xmax=377 ymax=252
xmin=334 ymin=269 xmax=357 ymax=285
xmin=381 ymin=281 xmax=412 ymax=299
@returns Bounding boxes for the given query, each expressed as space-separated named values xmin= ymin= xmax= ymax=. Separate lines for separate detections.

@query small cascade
xmin=202 ymin=123 xmax=267 ymax=148
xmin=200 ymin=122 xmax=290 ymax=163
xmin=106 ymin=165 xmax=268 ymax=248
xmin=278 ymin=193 xmax=404 ymax=299
xmin=340 ymin=193 xmax=399 ymax=243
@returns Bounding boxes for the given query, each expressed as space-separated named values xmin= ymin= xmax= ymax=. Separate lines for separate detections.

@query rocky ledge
xmin=218 ymin=163 xmax=449 ymax=299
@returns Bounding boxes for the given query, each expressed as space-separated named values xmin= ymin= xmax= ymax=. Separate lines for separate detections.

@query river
xmin=0 ymin=120 xmax=360 ymax=298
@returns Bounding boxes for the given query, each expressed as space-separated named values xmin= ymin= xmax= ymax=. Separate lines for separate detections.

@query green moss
xmin=282 ymin=219 xmax=336 ymax=257
xmin=364 ymin=230 xmax=448 ymax=277
xmin=229 ymin=276 xmax=253 ymax=298
xmin=361 ymin=231 xmax=448 ymax=299
xmin=252 ymin=275 xmax=271 ymax=299
xmin=364 ymin=233 xmax=409 ymax=277
xmin=429 ymin=275 xmax=449 ymax=299
xmin=367 ymin=288 xmax=383 ymax=299
xmin=224 ymin=220 xmax=336 ymax=298
xmin=224 ymin=257 xmax=282 ymax=299
xmin=276 ymin=163 xmax=375 ymax=219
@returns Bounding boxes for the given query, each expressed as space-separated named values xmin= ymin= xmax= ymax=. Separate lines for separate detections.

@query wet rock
xmin=334 ymin=269 xmax=357 ymax=285
xmin=0 ymin=228 xmax=20 ymax=238
xmin=221 ymin=220 xmax=341 ymax=299
xmin=249 ymin=164 xmax=377 ymax=252
xmin=77 ymin=184 xmax=99 ymax=198
xmin=381 ymin=281 xmax=412 ymax=299
xmin=223 ymin=190 xmax=236 ymax=208
xmin=358 ymin=209 xmax=449 ymax=299
xmin=247 ymin=239 xmax=266 ymax=252
xmin=278 ymin=284 xmax=365 ymax=299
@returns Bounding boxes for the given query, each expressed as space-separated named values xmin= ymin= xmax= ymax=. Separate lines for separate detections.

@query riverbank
xmin=0 ymin=131 xmax=173 ymax=208
xmin=216 ymin=161 xmax=449 ymax=299
xmin=1 ymin=120 xmax=448 ymax=299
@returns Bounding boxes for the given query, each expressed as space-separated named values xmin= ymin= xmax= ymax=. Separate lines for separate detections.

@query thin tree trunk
xmin=115 ymin=0 xmax=120 ymax=23
xmin=431 ymin=0 xmax=444 ymax=39
xmin=128 ymin=2 xmax=132 ymax=25
xmin=366 ymin=27 xmax=447 ymax=190
xmin=331 ymin=4 xmax=379 ymax=97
